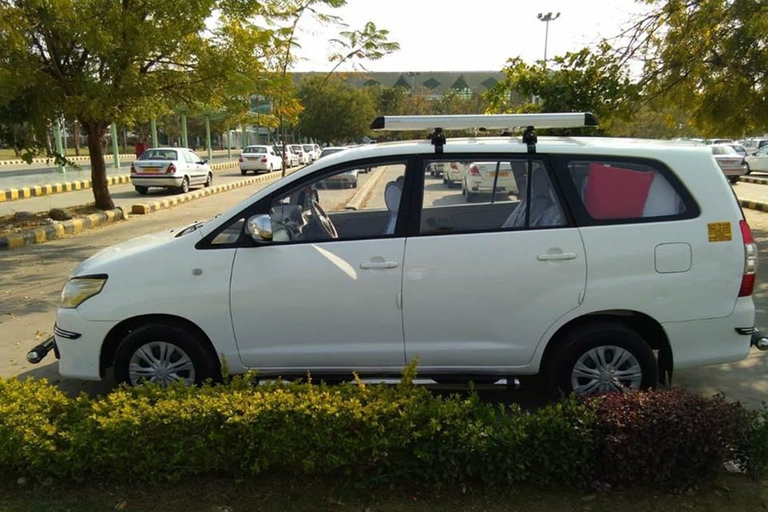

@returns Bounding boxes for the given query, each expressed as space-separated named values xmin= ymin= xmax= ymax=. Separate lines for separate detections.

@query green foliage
xmin=485 ymin=45 xmax=639 ymax=135
xmin=625 ymin=0 xmax=768 ymax=136
xmin=0 ymin=374 xmax=764 ymax=487
xmin=296 ymin=76 xmax=376 ymax=144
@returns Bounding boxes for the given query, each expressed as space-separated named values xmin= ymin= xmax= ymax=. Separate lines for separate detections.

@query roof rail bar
xmin=369 ymin=113 xmax=598 ymax=131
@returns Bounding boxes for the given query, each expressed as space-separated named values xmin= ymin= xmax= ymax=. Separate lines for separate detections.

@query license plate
xmin=497 ymin=171 xmax=510 ymax=177
xmin=246 ymin=157 xmax=258 ymax=161
xmin=139 ymin=167 xmax=162 ymax=173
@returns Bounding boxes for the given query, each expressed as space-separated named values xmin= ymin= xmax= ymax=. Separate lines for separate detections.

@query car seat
xmin=502 ymin=169 xmax=564 ymax=228
xmin=384 ymin=180 xmax=403 ymax=234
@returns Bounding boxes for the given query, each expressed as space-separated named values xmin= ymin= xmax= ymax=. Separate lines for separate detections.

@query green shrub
xmin=586 ymin=389 xmax=742 ymax=487
xmin=0 ymin=372 xmax=764 ymax=487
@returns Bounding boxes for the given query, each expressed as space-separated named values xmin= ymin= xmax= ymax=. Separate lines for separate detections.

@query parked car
xmin=461 ymin=161 xmax=517 ymax=201
xmin=427 ymin=162 xmax=445 ymax=178
xmin=302 ymin=144 xmax=321 ymax=162
xmin=275 ymin=145 xmax=300 ymax=167
xmin=289 ymin=144 xmax=309 ymax=165
xmin=740 ymin=138 xmax=768 ymax=154
xmin=30 ymin=113 xmax=760 ymax=397
xmin=239 ymin=145 xmax=282 ymax=175
xmin=710 ymin=144 xmax=748 ymax=183
xmin=318 ymin=146 xmax=348 ymax=159
xmin=443 ymin=161 xmax=467 ymax=188
xmin=728 ymin=144 xmax=749 ymax=158
xmin=130 ymin=147 xmax=212 ymax=195
xmin=705 ymin=138 xmax=733 ymax=145
xmin=322 ymin=169 xmax=359 ymax=188
xmin=746 ymin=145 xmax=768 ymax=173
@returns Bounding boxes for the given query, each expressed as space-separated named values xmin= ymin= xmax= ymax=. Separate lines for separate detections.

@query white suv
xmin=29 ymin=113 xmax=761 ymax=394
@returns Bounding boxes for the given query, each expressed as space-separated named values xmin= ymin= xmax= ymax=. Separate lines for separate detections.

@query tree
xmin=614 ymin=0 xmax=768 ymax=137
xmin=0 ymin=0 xmax=270 ymax=209
xmin=296 ymin=76 xmax=376 ymax=144
xmin=485 ymin=45 xmax=640 ymax=134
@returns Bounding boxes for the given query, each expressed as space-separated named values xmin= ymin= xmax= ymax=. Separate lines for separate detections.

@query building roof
xmin=294 ymin=71 xmax=505 ymax=97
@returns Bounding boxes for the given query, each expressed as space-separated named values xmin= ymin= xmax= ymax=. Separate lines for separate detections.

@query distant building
xmin=293 ymin=71 xmax=505 ymax=99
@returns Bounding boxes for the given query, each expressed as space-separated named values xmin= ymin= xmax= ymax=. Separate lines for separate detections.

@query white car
xmin=29 ymin=113 xmax=760 ymax=396
xmin=443 ymin=162 xmax=466 ymax=188
xmin=710 ymin=144 xmax=748 ymax=183
xmin=302 ymin=144 xmax=321 ymax=162
xmin=275 ymin=145 xmax=299 ymax=167
xmin=746 ymin=145 xmax=768 ymax=173
xmin=239 ymin=145 xmax=282 ymax=175
xmin=461 ymin=161 xmax=517 ymax=201
xmin=290 ymin=145 xmax=310 ymax=165
xmin=130 ymin=147 xmax=213 ymax=195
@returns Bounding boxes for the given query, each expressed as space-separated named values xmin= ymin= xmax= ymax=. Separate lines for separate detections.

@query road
xmin=0 ymin=168 xmax=766 ymax=405
xmin=0 ymin=152 xmax=236 ymax=190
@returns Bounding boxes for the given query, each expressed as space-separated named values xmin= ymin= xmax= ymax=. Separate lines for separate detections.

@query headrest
xmin=384 ymin=181 xmax=402 ymax=212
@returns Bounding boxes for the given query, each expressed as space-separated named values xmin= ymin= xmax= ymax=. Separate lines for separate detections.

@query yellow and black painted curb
xmin=739 ymin=176 xmax=768 ymax=186
xmin=0 ymin=154 xmax=136 ymax=166
xmin=131 ymin=169 xmax=284 ymax=215
xmin=739 ymin=199 xmax=768 ymax=213
xmin=0 ymin=208 xmax=125 ymax=250
xmin=0 ymin=175 xmax=131 ymax=203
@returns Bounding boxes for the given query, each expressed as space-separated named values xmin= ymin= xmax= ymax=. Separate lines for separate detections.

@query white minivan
xmin=28 ymin=114 xmax=761 ymax=394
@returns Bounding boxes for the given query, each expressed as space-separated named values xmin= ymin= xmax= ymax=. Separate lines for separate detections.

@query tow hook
xmin=26 ymin=335 xmax=55 ymax=364
xmin=751 ymin=330 xmax=768 ymax=351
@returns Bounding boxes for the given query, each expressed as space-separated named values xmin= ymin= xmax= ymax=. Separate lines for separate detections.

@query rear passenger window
xmin=419 ymin=158 xmax=567 ymax=235
xmin=566 ymin=160 xmax=685 ymax=220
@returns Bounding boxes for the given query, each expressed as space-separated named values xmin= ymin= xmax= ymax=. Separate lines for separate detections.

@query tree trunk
xmin=83 ymin=121 xmax=115 ymax=210
xmin=73 ymin=123 xmax=81 ymax=156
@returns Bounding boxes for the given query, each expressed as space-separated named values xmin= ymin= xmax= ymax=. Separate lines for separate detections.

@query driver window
xmin=268 ymin=162 xmax=406 ymax=243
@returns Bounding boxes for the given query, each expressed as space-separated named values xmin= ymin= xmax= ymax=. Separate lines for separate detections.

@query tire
xmin=352 ymin=181 xmax=358 ymax=189
xmin=550 ymin=322 xmax=658 ymax=395
xmin=269 ymin=164 xmax=274 ymax=173
xmin=729 ymin=176 xmax=739 ymax=184
xmin=446 ymin=179 xmax=454 ymax=189
xmin=135 ymin=185 xmax=148 ymax=195
xmin=241 ymin=169 xmax=247 ymax=176
xmin=746 ymin=164 xmax=751 ymax=175
xmin=179 ymin=177 xmax=190 ymax=194
xmin=204 ymin=173 xmax=213 ymax=188
xmin=465 ymin=190 xmax=477 ymax=202
xmin=113 ymin=323 xmax=219 ymax=387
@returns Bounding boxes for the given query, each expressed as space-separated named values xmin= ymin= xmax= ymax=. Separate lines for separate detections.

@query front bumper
xmin=131 ymin=175 xmax=184 ymax=187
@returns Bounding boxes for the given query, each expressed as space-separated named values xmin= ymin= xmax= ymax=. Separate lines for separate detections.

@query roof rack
xmin=369 ymin=113 xmax=598 ymax=154
xmin=369 ymin=113 xmax=598 ymax=132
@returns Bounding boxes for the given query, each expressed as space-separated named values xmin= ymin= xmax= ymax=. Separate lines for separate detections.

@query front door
xmin=230 ymin=161 xmax=410 ymax=371
xmin=403 ymin=157 xmax=587 ymax=369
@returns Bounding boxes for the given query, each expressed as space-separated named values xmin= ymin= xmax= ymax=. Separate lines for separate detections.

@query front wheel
xmin=550 ymin=322 xmax=657 ymax=395
xmin=204 ymin=173 xmax=213 ymax=188
xmin=113 ymin=323 xmax=219 ymax=387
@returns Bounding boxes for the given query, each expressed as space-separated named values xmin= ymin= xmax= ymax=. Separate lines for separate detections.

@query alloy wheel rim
xmin=571 ymin=345 xmax=642 ymax=394
xmin=128 ymin=341 xmax=196 ymax=386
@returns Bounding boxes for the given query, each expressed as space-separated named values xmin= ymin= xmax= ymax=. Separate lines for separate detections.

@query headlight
xmin=60 ymin=276 xmax=108 ymax=309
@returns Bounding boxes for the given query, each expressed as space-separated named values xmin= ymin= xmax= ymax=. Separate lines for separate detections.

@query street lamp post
xmin=537 ymin=12 xmax=561 ymax=68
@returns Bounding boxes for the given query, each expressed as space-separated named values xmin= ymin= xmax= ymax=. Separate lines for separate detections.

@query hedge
xmin=0 ymin=367 xmax=766 ymax=487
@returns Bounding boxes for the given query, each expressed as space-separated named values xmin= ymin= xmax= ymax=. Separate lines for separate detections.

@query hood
xmin=72 ymin=225 xmax=203 ymax=277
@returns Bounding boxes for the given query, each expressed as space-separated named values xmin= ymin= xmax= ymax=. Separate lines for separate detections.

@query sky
xmin=292 ymin=0 xmax=651 ymax=73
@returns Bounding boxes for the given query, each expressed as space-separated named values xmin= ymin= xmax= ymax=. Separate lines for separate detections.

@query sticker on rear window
xmin=708 ymin=222 xmax=732 ymax=242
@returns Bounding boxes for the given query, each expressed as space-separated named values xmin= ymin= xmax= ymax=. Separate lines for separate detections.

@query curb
xmin=739 ymin=176 xmax=768 ymax=186
xmin=0 ymin=149 xmax=233 ymax=166
xmin=131 ymin=169 xmax=283 ymax=215
xmin=345 ymin=167 xmax=389 ymax=210
xmin=739 ymin=199 xmax=768 ymax=213
xmin=0 ymin=175 xmax=131 ymax=203
xmin=0 ymin=208 xmax=125 ymax=250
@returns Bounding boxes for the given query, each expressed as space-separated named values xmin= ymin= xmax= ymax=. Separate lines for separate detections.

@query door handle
xmin=537 ymin=252 xmax=577 ymax=261
xmin=360 ymin=261 xmax=399 ymax=269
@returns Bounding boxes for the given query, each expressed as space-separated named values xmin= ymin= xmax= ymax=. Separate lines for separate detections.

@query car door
xmin=752 ymin=146 xmax=768 ymax=172
xmin=228 ymin=159 xmax=411 ymax=370
xmin=402 ymin=156 xmax=587 ymax=369
xmin=189 ymin=150 xmax=207 ymax=183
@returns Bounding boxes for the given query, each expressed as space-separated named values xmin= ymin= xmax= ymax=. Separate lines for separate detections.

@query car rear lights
xmin=469 ymin=164 xmax=481 ymax=177
xmin=739 ymin=219 xmax=758 ymax=297
xmin=261 ymin=156 xmax=267 ymax=163
xmin=130 ymin=163 xmax=136 ymax=174
xmin=166 ymin=163 xmax=176 ymax=174
xmin=238 ymin=156 xmax=243 ymax=163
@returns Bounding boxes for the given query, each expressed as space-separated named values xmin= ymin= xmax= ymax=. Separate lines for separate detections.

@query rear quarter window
xmin=554 ymin=157 xmax=699 ymax=225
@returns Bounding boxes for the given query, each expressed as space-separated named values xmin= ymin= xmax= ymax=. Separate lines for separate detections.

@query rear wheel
xmin=135 ymin=185 xmax=148 ymax=195
xmin=179 ymin=176 xmax=190 ymax=194
xmin=550 ymin=322 xmax=657 ymax=395
xmin=113 ymin=323 xmax=219 ymax=387
xmin=746 ymin=164 xmax=751 ymax=175
xmin=240 ymin=169 xmax=247 ymax=176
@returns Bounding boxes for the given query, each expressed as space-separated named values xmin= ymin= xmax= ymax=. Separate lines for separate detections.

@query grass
xmin=0 ymin=204 xmax=102 ymax=237
xmin=0 ymin=147 xmax=138 ymax=160
xmin=0 ymin=473 xmax=766 ymax=512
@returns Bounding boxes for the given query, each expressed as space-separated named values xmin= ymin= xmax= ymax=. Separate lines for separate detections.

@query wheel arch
xmin=99 ymin=314 xmax=220 ymax=377
xmin=538 ymin=310 xmax=673 ymax=384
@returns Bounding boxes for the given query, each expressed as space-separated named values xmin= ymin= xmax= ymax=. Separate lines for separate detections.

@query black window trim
xmin=195 ymin=155 xmax=420 ymax=250
xmin=408 ymin=153 xmax=576 ymax=238
xmin=550 ymin=154 xmax=701 ymax=227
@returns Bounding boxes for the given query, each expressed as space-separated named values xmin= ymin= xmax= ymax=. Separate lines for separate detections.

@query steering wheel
xmin=309 ymin=198 xmax=338 ymax=239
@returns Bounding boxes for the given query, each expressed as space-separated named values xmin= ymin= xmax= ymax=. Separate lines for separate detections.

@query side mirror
xmin=246 ymin=214 xmax=273 ymax=241
xmin=201 ymin=159 xmax=208 ymax=164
